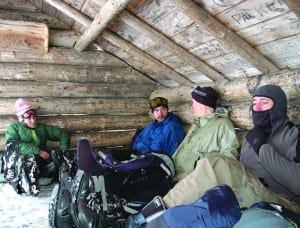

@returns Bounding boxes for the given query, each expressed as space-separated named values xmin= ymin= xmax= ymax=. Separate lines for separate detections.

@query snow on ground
xmin=0 ymin=182 xmax=55 ymax=228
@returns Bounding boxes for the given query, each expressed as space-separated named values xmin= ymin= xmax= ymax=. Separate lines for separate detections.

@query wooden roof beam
xmin=74 ymin=0 xmax=132 ymax=52
xmin=34 ymin=0 xmax=193 ymax=86
xmin=102 ymin=30 xmax=194 ymax=86
xmin=285 ymin=0 xmax=300 ymax=18
xmin=120 ymin=11 xmax=227 ymax=82
xmin=41 ymin=0 xmax=91 ymax=26
xmin=172 ymin=0 xmax=279 ymax=74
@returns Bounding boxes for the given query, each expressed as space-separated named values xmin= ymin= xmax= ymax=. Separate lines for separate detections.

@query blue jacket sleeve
xmin=132 ymin=124 xmax=154 ymax=153
xmin=133 ymin=121 xmax=185 ymax=156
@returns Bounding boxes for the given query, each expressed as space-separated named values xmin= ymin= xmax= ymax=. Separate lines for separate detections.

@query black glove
xmin=246 ymin=127 xmax=266 ymax=155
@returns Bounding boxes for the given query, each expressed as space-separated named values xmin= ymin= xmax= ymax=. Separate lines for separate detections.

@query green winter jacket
xmin=172 ymin=107 xmax=239 ymax=181
xmin=5 ymin=122 xmax=70 ymax=156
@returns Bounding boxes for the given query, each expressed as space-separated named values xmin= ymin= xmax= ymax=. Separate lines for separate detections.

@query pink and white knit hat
xmin=15 ymin=98 xmax=34 ymax=117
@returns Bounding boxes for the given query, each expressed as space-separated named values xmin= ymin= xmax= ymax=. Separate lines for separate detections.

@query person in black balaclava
xmin=240 ymin=84 xmax=300 ymax=205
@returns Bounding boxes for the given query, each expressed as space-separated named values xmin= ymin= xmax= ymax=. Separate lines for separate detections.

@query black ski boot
xmin=23 ymin=155 xmax=40 ymax=196
xmin=3 ymin=139 xmax=21 ymax=182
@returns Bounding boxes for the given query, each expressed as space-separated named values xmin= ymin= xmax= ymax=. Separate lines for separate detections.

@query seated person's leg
xmin=3 ymin=139 xmax=20 ymax=182
xmin=23 ymin=155 xmax=40 ymax=196
xmin=163 ymin=155 xmax=300 ymax=213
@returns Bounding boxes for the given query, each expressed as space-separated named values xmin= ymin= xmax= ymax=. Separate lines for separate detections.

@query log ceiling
xmin=1 ymin=0 xmax=299 ymax=88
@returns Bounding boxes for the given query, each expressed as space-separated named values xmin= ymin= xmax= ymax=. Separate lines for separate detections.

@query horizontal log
xmin=0 ymin=126 xmax=247 ymax=151
xmin=151 ymin=86 xmax=194 ymax=103
xmin=49 ymin=29 xmax=78 ymax=48
xmin=0 ymin=62 xmax=155 ymax=84
xmin=0 ymin=97 xmax=149 ymax=115
xmin=0 ymin=19 xmax=48 ymax=53
xmin=151 ymin=69 xmax=300 ymax=102
xmin=217 ymin=69 xmax=300 ymax=101
xmin=41 ymin=0 xmax=193 ymax=87
xmin=69 ymin=130 xmax=137 ymax=148
xmin=0 ymin=79 xmax=156 ymax=98
xmin=0 ymin=9 xmax=69 ymax=29
xmin=0 ymin=130 xmax=137 ymax=150
xmin=0 ymin=0 xmax=37 ymax=12
xmin=0 ymin=114 xmax=151 ymax=134
xmin=172 ymin=100 xmax=300 ymax=130
xmin=0 ymin=47 xmax=128 ymax=66
xmin=230 ymin=101 xmax=300 ymax=129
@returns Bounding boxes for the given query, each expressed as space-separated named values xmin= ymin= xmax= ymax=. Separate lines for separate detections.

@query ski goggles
xmin=150 ymin=97 xmax=168 ymax=110
xmin=22 ymin=110 xmax=37 ymax=119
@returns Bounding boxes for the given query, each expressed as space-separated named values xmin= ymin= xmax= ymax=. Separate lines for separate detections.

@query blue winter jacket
xmin=132 ymin=112 xmax=185 ymax=156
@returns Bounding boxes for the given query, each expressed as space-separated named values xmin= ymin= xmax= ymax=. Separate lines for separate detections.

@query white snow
xmin=0 ymin=183 xmax=55 ymax=228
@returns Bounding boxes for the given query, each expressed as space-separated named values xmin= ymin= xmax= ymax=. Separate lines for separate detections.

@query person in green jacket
xmin=172 ymin=86 xmax=239 ymax=181
xmin=3 ymin=98 xmax=70 ymax=196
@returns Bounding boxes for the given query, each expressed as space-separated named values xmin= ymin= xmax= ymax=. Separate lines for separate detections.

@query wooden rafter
xmin=31 ymin=0 xmax=194 ymax=86
xmin=74 ymin=0 xmax=132 ymax=51
xmin=172 ymin=0 xmax=280 ymax=74
xmin=285 ymin=0 xmax=300 ymax=18
xmin=120 ymin=11 xmax=227 ymax=82
xmin=101 ymin=30 xmax=194 ymax=86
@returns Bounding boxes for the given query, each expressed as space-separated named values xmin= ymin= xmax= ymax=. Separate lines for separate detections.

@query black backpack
xmin=48 ymin=149 xmax=77 ymax=228
xmin=49 ymin=137 xmax=175 ymax=228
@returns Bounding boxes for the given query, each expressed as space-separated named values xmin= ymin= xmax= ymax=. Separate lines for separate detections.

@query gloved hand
xmin=246 ymin=127 xmax=266 ymax=155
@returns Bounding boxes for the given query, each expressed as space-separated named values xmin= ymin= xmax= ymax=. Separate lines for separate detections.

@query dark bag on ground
xmin=135 ymin=184 xmax=242 ymax=228
xmin=48 ymin=149 xmax=77 ymax=228
xmin=49 ymin=137 xmax=175 ymax=228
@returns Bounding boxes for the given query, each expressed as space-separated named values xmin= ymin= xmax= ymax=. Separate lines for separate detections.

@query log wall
xmin=151 ymin=68 xmax=300 ymax=144
xmin=0 ymin=43 xmax=299 ymax=151
xmin=0 ymin=47 xmax=158 ymax=150
xmin=0 ymin=11 xmax=299 ymax=151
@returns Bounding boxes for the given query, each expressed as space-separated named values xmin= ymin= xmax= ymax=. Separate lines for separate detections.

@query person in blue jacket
xmin=132 ymin=97 xmax=185 ymax=156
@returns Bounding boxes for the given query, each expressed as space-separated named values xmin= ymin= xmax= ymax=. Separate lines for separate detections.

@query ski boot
xmin=3 ymin=139 xmax=21 ymax=182
xmin=23 ymin=155 xmax=40 ymax=196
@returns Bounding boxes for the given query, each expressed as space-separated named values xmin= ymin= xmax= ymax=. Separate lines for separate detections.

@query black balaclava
xmin=252 ymin=84 xmax=289 ymax=136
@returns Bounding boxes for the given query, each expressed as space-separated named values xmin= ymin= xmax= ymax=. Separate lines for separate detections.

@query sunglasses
xmin=22 ymin=110 xmax=37 ymax=119
xmin=150 ymin=97 xmax=168 ymax=109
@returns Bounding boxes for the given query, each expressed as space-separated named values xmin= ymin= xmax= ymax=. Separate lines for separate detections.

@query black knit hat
xmin=191 ymin=86 xmax=218 ymax=109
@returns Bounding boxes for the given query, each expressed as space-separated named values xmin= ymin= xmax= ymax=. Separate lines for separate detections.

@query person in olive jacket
xmin=172 ymin=86 xmax=239 ymax=181
xmin=4 ymin=98 xmax=70 ymax=196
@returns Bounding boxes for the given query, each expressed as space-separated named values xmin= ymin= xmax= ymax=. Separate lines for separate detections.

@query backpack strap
xmin=90 ymin=175 xmax=108 ymax=212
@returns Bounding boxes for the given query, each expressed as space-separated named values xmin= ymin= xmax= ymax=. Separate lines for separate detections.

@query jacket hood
xmin=194 ymin=107 xmax=229 ymax=126
xmin=253 ymin=84 xmax=289 ymax=135
xmin=215 ymin=107 xmax=229 ymax=118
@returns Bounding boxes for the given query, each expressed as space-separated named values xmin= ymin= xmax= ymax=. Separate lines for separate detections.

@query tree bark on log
xmin=0 ymin=98 xmax=149 ymax=115
xmin=0 ymin=79 xmax=156 ymax=98
xmin=151 ymin=69 xmax=300 ymax=102
xmin=0 ymin=19 xmax=48 ymax=53
xmin=0 ymin=130 xmax=137 ymax=150
xmin=74 ymin=0 xmax=132 ymax=51
xmin=0 ymin=62 xmax=155 ymax=84
xmin=151 ymin=69 xmax=300 ymax=129
xmin=217 ymin=69 xmax=300 ymax=101
xmin=0 ymin=114 xmax=151 ymax=134
xmin=0 ymin=47 xmax=127 ymax=66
